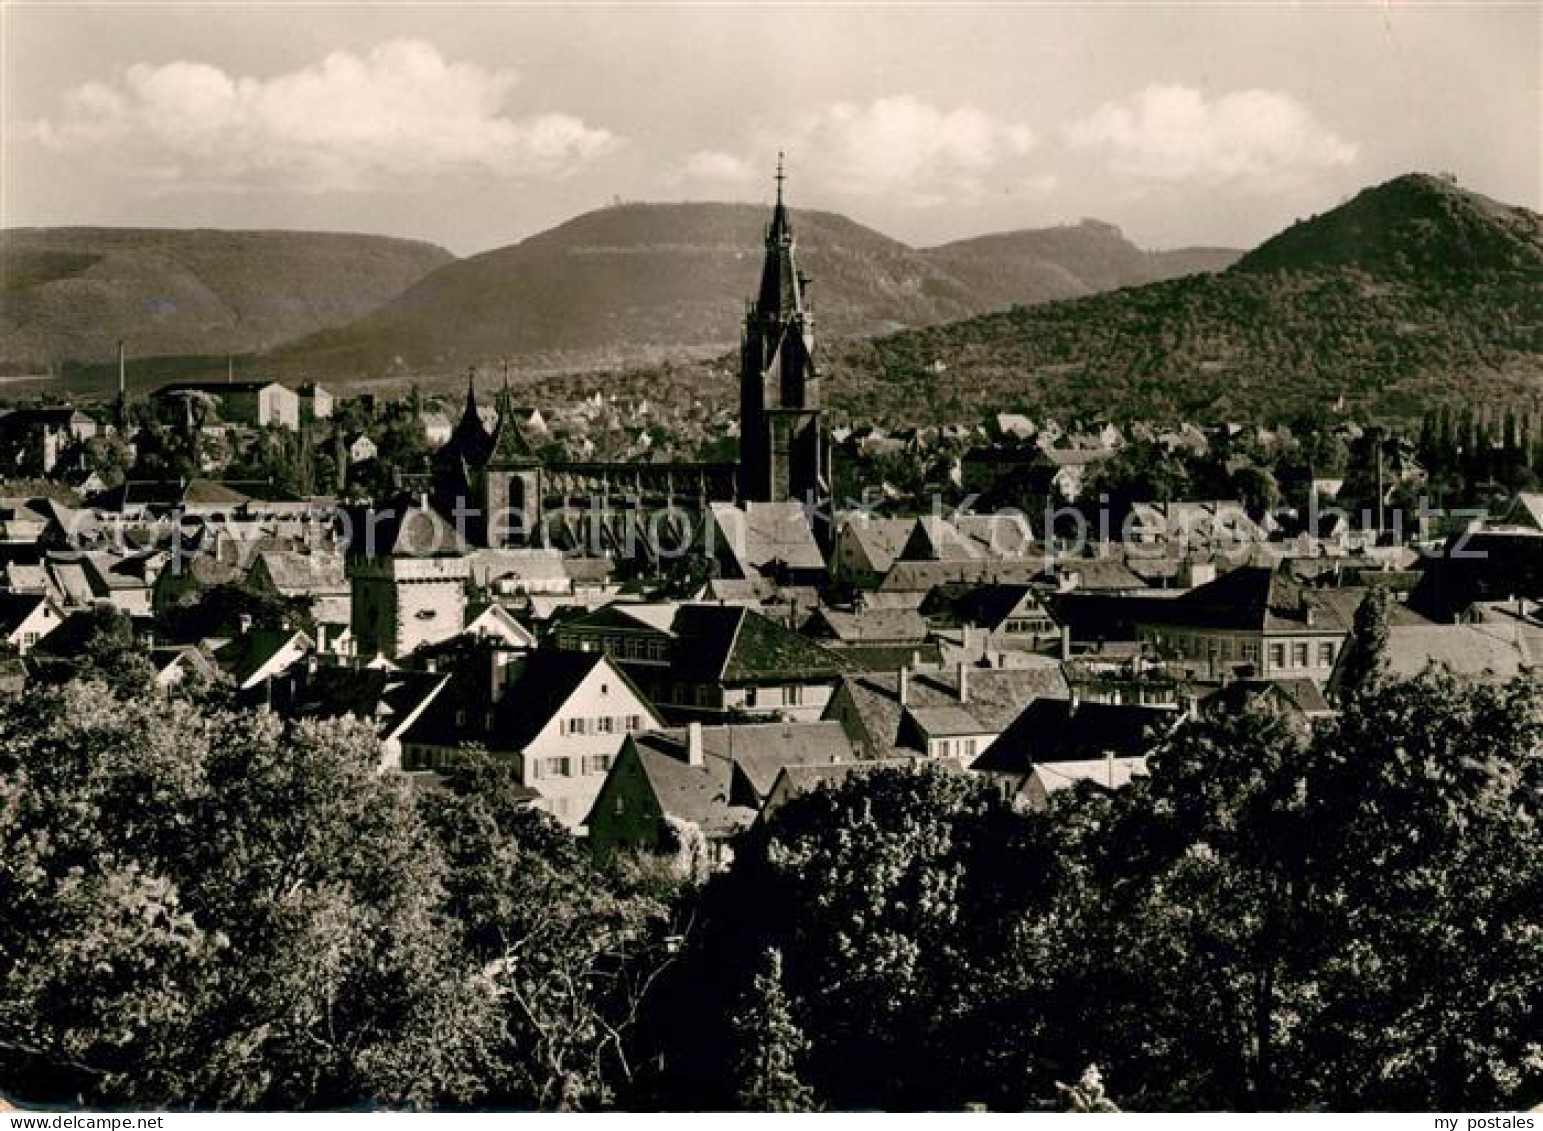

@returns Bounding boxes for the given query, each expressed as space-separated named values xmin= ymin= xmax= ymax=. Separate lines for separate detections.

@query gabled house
xmin=1497 ymin=492 xmax=1543 ymax=531
xmin=1199 ymin=677 xmax=1334 ymax=725
xmin=0 ymin=408 xmax=98 ymax=474
xmin=461 ymin=601 xmax=537 ymax=649
xmin=1135 ymin=566 xmax=1427 ymax=683
xmin=80 ymin=550 xmax=162 ymax=617
xmin=585 ymin=719 xmax=857 ymax=865
xmin=833 ymin=515 xmax=916 ymax=588
xmin=556 ymin=601 xmax=850 ymax=723
xmin=757 ymin=758 xmax=917 ymax=824
xmin=662 ymin=603 xmax=849 ymax=721
xmin=970 ymin=698 xmax=1178 ymax=803
xmin=896 ymin=514 xmax=1033 ymax=565
xmin=1018 ymin=757 xmax=1150 ymax=811
xmin=209 ymin=627 xmax=314 ymax=692
xmin=398 ymin=649 xmax=662 ymax=829
xmin=153 ymin=380 xmax=299 ymax=430
xmin=272 ymin=664 xmax=451 ymax=770
xmin=803 ymin=606 xmax=930 ymax=656
xmin=1328 ymin=623 xmax=1536 ymax=693
xmin=920 ymin=582 xmax=1057 ymax=645
xmin=825 ymin=661 xmax=1069 ymax=762
xmin=149 ymin=643 xmax=222 ymax=688
xmin=0 ymin=591 xmax=63 ymax=655
xmin=707 ymin=501 xmax=827 ymax=587
xmin=247 ymin=549 xmax=350 ymax=627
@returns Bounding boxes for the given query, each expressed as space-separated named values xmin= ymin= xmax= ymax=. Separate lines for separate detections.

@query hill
xmin=922 ymin=219 xmax=1237 ymax=307
xmin=0 ymin=228 xmax=453 ymax=375
xmin=265 ymin=203 xmax=1236 ymax=383
xmin=824 ymin=174 xmax=1543 ymax=425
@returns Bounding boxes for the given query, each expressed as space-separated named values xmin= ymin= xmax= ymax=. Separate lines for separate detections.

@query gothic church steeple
xmin=738 ymin=156 xmax=829 ymax=515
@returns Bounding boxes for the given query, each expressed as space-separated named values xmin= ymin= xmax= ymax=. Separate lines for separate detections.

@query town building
xmin=153 ymin=381 xmax=301 ymax=430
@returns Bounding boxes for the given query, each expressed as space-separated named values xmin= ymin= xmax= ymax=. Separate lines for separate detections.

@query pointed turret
xmin=488 ymin=380 xmax=537 ymax=467
xmin=444 ymin=368 xmax=493 ymax=467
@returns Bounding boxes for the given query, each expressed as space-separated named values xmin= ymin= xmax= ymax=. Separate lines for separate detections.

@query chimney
xmin=1060 ymin=622 xmax=1072 ymax=661
xmin=686 ymin=721 xmax=704 ymax=767
xmin=898 ymin=664 xmax=910 ymax=708
xmin=237 ymin=613 xmax=253 ymax=635
xmin=315 ymin=623 xmax=328 ymax=653
xmin=957 ymin=660 xmax=970 ymax=704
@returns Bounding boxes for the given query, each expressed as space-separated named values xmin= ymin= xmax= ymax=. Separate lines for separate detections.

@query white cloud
xmin=701 ymin=96 xmax=1036 ymax=206
xmin=685 ymin=149 xmax=757 ymax=184
xmin=1065 ymin=84 xmax=1356 ymax=187
xmin=31 ymin=39 xmax=619 ymax=191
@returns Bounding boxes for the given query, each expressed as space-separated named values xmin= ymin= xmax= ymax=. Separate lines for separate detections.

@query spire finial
xmin=775 ymin=151 xmax=785 ymax=204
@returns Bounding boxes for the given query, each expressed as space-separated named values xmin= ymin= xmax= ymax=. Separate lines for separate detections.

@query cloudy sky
xmin=3 ymin=3 xmax=1537 ymax=255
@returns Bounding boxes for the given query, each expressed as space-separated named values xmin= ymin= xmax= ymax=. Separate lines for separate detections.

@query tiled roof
xmin=403 ymin=650 xmax=602 ymax=751
xmin=623 ymin=719 xmax=857 ymax=833
xmin=278 ymin=666 xmax=449 ymax=738
xmin=880 ymin=559 xmax=1042 ymax=593
xmin=809 ymin=606 xmax=929 ymax=644
xmin=1380 ymin=624 xmax=1534 ymax=682
xmin=709 ymin=501 xmax=826 ymax=574
xmin=838 ymin=517 xmax=916 ymax=573
xmin=832 ymin=663 xmax=1069 ymax=756
xmin=341 ymin=497 xmax=468 ymax=558
xmin=0 ymin=591 xmax=50 ymax=635
xmin=1201 ymin=678 xmax=1333 ymax=720
xmin=672 ymin=603 xmax=848 ymax=684
xmin=253 ymin=550 xmax=347 ymax=594
xmin=973 ymin=699 xmax=1177 ymax=772
xmin=922 ymin=582 xmax=1041 ymax=630
xmin=1028 ymin=756 xmax=1149 ymax=796
xmin=1140 ymin=567 xmax=1418 ymax=635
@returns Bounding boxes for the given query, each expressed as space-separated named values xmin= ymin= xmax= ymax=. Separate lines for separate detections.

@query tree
xmin=0 ymin=681 xmax=485 ymax=1109
xmin=415 ymin=756 xmax=682 ymax=1110
xmin=31 ymin=604 xmax=156 ymax=695
xmin=1057 ymin=1065 xmax=1121 ymax=1113
xmin=728 ymin=949 xmax=816 ymax=1112
xmin=1299 ymin=672 xmax=1543 ymax=1109
xmin=666 ymin=763 xmax=1061 ymax=1111
xmin=1333 ymin=587 xmax=1391 ymax=701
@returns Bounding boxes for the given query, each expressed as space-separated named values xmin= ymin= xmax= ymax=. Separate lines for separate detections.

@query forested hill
xmin=823 ymin=174 xmax=1543 ymax=425
xmin=0 ymin=228 xmax=454 ymax=375
xmin=263 ymin=204 xmax=1237 ymax=384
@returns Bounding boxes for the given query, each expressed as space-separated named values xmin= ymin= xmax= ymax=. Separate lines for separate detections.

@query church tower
xmin=738 ymin=157 xmax=831 ymax=517
xmin=483 ymin=380 xmax=543 ymax=547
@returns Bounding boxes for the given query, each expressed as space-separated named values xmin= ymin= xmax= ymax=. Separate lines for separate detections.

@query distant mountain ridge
xmin=264 ymin=204 xmax=1239 ymax=382
xmin=0 ymin=227 xmax=454 ymax=375
xmin=825 ymin=174 xmax=1543 ymax=425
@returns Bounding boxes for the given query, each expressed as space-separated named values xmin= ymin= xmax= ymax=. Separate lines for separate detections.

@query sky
xmin=2 ymin=2 xmax=1539 ymax=256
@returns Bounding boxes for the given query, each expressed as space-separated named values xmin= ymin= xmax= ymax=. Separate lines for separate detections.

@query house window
xmin=1318 ymin=641 xmax=1336 ymax=666
xmin=745 ymin=687 xmax=759 ymax=707
xmin=1292 ymin=642 xmax=1309 ymax=667
xmin=787 ymin=685 xmax=805 ymax=707
xmin=1269 ymin=643 xmax=1286 ymax=670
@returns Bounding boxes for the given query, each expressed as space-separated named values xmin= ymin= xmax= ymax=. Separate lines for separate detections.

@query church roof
xmin=487 ymin=386 xmax=538 ymax=466
xmin=441 ymin=376 xmax=494 ymax=469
